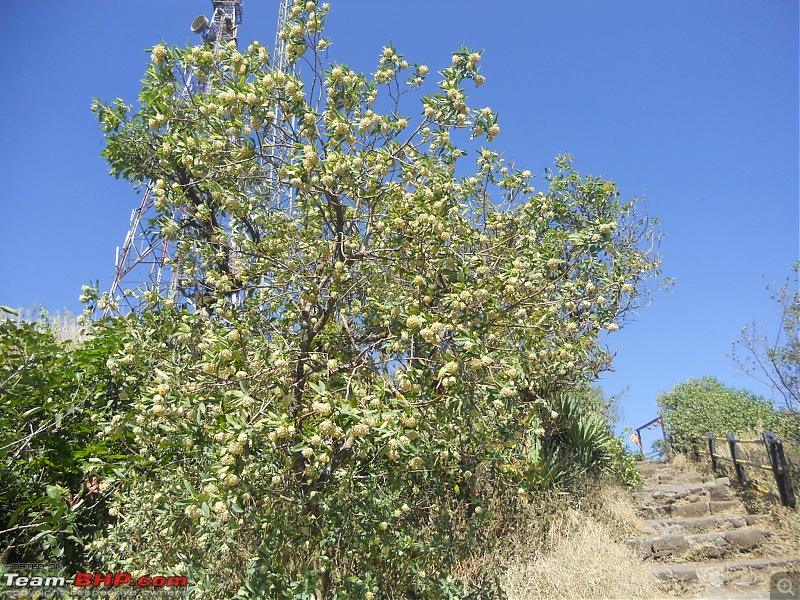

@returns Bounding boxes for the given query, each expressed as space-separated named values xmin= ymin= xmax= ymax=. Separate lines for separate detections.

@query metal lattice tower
xmin=107 ymin=0 xmax=294 ymax=315
xmin=267 ymin=0 xmax=295 ymax=213
xmin=191 ymin=1 xmax=243 ymax=51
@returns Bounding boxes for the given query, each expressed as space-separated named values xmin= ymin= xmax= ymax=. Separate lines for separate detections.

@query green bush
xmin=657 ymin=376 xmax=784 ymax=445
xmin=0 ymin=315 xmax=124 ymax=571
xmin=1 ymin=311 xmax=645 ymax=596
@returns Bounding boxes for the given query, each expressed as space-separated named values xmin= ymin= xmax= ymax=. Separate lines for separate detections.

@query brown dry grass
xmin=669 ymin=452 xmax=689 ymax=469
xmin=737 ymin=481 xmax=800 ymax=562
xmin=461 ymin=479 xmax=670 ymax=600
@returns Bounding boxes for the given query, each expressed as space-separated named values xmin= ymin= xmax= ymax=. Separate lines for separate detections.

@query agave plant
xmin=537 ymin=393 xmax=616 ymax=484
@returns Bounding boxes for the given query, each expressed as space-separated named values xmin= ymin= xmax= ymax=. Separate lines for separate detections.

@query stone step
xmin=638 ymin=467 xmax=697 ymax=478
xmin=641 ymin=474 xmax=709 ymax=487
xmin=631 ymin=460 xmax=797 ymax=598
xmin=626 ymin=527 xmax=771 ymax=560
xmin=634 ymin=477 xmax=732 ymax=500
xmin=634 ymin=477 xmax=741 ymax=521
xmin=636 ymin=460 xmax=701 ymax=479
xmin=636 ymin=460 xmax=675 ymax=472
xmin=637 ymin=463 xmax=703 ymax=474
xmin=638 ymin=499 xmax=741 ymax=519
xmin=641 ymin=477 xmax=731 ymax=490
xmin=648 ymin=556 xmax=800 ymax=589
xmin=638 ymin=475 xmax=730 ymax=492
xmin=640 ymin=513 xmax=768 ymax=536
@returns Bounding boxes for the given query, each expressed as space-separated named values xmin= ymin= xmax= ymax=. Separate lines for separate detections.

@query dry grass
xmin=590 ymin=481 xmax=645 ymax=537
xmin=669 ymin=452 xmax=689 ymax=469
xmin=736 ymin=481 xmax=800 ymax=561
xmin=43 ymin=310 xmax=85 ymax=343
xmin=2 ymin=305 xmax=85 ymax=344
xmin=469 ymin=480 xmax=669 ymax=600
xmin=767 ymin=503 xmax=800 ymax=559
xmin=500 ymin=511 xmax=662 ymax=599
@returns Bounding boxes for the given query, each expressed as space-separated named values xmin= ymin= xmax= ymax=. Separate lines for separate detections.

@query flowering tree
xmin=89 ymin=2 xmax=662 ymax=596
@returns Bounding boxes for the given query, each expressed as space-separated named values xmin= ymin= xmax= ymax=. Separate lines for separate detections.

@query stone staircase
xmin=631 ymin=458 xmax=800 ymax=599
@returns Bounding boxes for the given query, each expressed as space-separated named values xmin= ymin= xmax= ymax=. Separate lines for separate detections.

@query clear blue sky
xmin=1 ymin=1 xmax=797 ymax=443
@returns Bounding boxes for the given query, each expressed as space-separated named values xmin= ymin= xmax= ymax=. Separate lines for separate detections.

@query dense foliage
xmin=2 ymin=3 xmax=661 ymax=597
xmin=0 ymin=309 xmax=121 ymax=572
xmin=1 ymin=312 xmax=645 ymax=597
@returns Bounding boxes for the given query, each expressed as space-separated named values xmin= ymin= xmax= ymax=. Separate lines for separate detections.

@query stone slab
xmin=671 ymin=502 xmax=710 ymax=518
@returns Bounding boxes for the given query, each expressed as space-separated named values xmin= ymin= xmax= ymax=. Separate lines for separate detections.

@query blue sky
xmin=1 ymin=1 xmax=797 ymax=443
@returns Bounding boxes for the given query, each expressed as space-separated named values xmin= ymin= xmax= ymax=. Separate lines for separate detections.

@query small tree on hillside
xmin=657 ymin=376 xmax=781 ymax=443
xmin=732 ymin=263 xmax=799 ymax=413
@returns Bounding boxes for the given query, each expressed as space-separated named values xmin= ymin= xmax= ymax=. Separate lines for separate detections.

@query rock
xmin=651 ymin=564 xmax=699 ymax=582
xmin=625 ymin=539 xmax=654 ymax=559
xmin=652 ymin=535 xmax=689 ymax=557
xmin=702 ymin=543 xmax=728 ymax=559
xmin=725 ymin=529 xmax=768 ymax=550
xmin=710 ymin=484 xmax=733 ymax=501
xmin=671 ymin=502 xmax=708 ymax=517
xmin=710 ymin=500 xmax=739 ymax=514
xmin=744 ymin=515 xmax=765 ymax=526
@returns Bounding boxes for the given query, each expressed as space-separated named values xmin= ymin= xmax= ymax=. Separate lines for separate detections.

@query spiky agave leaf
xmin=540 ymin=393 xmax=616 ymax=482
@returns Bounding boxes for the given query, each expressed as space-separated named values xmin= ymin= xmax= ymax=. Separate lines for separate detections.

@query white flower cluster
xmin=151 ymin=44 xmax=168 ymax=66
xmin=268 ymin=423 xmax=296 ymax=443
xmin=350 ymin=422 xmax=370 ymax=437
xmin=406 ymin=314 xmax=425 ymax=329
xmin=212 ymin=501 xmax=231 ymax=523
xmin=184 ymin=505 xmax=203 ymax=520
xmin=228 ymin=435 xmax=246 ymax=455
xmin=437 ymin=361 xmax=458 ymax=379
xmin=319 ymin=420 xmax=340 ymax=437
xmin=312 ymin=401 xmax=332 ymax=416
xmin=598 ymin=221 xmax=617 ymax=234
xmin=470 ymin=355 xmax=493 ymax=371
xmin=386 ymin=438 xmax=401 ymax=461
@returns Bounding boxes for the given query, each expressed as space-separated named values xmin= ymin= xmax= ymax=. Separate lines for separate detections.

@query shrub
xmin=657 ymin=376 xmax=784 ymax=444
xmin=0 ymin=312 xmax=123 ymax=570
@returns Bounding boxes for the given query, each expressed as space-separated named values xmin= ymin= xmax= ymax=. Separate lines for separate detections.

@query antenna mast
xmin=106 ymin=0 xmax=294 ymax=315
